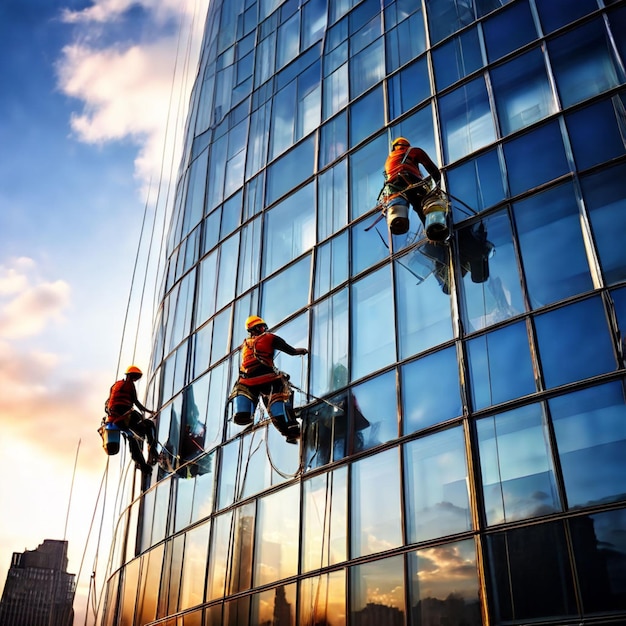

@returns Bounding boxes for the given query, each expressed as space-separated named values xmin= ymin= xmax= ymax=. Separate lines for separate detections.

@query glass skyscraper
xmin=101 ymin=0 xmax=626 ymax=624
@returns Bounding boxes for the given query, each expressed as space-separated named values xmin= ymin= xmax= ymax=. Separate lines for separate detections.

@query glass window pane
xmin=351 ymin=217 xmax=388 ymax=277
xmin=319 ymin=111 xmax=348 ymax=169
xmin=534 ymin=296 xmax=616 ymax=389
xmin=432 ymin=26 xmax=482 ymax=92
xmin=351 ymin=371 xmax=398 ymax=452
xmin=351 ymin=265 xmax=395 ymax=381
xmin=486 ymin=523 xmax=577 ymax=622
xmin=404 ymin=427 xmax=471 ymax=543
xmin=266 ymin=136 xmax=315 ymax=206
xmin=318 ymin=159 xmax=348 ymax=240
xmin=314 ymin=231 xmax=349 ymax=298
xmin=179 ymin=523 xmax=210 ymax=610
xmin=299 ymin=570 xmax=346 ymax=626
xmin=514 ymin=182 xmax=593 ymax=308
xmin=250 ymin=583 xmax=296 ymax=626
xmin=447 ymin=148 xmax=505 ymax=218
xmin=302 ymin=467 xmax=348 ymax=572
xmin=395 ymin=245 xmax=453 ymax=359
xmin=261 ymin=255 xmax=311 ymax=326
xmin=491 ymin=48 xmax=557 ymax=136
xmin=548 ymin=18 xmax=623 ymax=108
xmin=215 ymin=234 xmax=240 ymax=311
xmin=349 ymin=38 xmax=385 ymax=99
xmin=350 ymin=85 xmax=384 ymax=148
xmin=237 ymin=216 xmax=261 ymax=295
xmin=408 ymin=540 xmax=482 ymax=626
xmin=439 ymin=76 xmax=496 ymax=164
xmin=217 ymin=439 xmax=240 ymax=510
xmin=477 ymin=404 xmax=561 ymax=525
xmin=323 ymin=63 xmax=349 ymax=120
xmin=503 ymin=120 xmax=569 ymax=197
xmin=350 ymin=134 xmax=388 ymax=221
xmin=581 ymin=164 xmax=626 ymax=285
xmin=535 ymin=0 xmax=597 ymax=34
xmin=483 ymin=1 xmax=536 ymax=63
xmin=277 ymin=11 xmax=299 ymax=70
xmin=351 ymin=448 xmax=403 ymax=557
xmin=311 ymin=289 xmax=349 ymax=398
xmin=467 ymin=321 xmax=535 ymax=410
xmin=263 ymin=183 xmax=315 ymax=277
xmin=350 ymin=555 xmax=405 ymax=624
xmin=388 ymin=57 xmax=430 ymax=120
xmin=570 ymin=509 xmax=626 ymax=614
xmin=426 ymin=0 xmax=476 ymax=45
xmin=549 ymin=382 xmax=626 ymax=509
xmin=254 ymin=484 xmax=300 ymax=586
xmin=458 ymin=211 xmax=525 ymax=332
xmin=385 ymin=10 xmax=426 ymax=73
xmin=401 ymin=346 xmax=462 ymax=435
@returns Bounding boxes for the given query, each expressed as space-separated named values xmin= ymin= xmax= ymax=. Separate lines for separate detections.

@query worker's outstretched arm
xmin=273 ymin=336 xmax=308 ymax=356
xmin=412 ymin=147 xmax=441 ymax=184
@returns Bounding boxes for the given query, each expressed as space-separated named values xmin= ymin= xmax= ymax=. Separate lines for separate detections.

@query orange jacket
xmin=384 ymin=146 xmax=441 ymax=186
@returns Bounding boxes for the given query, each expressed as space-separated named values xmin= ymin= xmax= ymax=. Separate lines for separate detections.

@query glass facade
xmin=101 ymin=0 xmax=626 ymax=624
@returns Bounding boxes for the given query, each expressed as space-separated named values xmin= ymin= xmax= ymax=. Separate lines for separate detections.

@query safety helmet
xmin=392 ymin=137 xmax=410 ymax=150
xmin=125 ymin=365 xmax=143 ymax=377
xmin=245 ymin=315 xmax=267 ymax=331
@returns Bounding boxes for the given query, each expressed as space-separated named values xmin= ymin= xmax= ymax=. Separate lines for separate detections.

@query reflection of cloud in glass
xmin=413 ymin=541 xmax=479 ymax=600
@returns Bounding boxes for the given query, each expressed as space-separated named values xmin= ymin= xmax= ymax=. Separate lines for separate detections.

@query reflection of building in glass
xmin=100 ymin=1 xmax=626 ymax=625
xmin=0 ymin=540 xmax=75 ymax=626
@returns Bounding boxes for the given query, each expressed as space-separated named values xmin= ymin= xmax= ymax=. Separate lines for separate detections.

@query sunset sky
xmin=0 ymin=0 xmax=209 ymax=622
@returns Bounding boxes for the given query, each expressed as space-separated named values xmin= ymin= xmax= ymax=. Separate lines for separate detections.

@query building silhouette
xmin=0 ymin=540 xmax=75 ymax=626
xmin=100 ymin=0 xmax=626 ymax=624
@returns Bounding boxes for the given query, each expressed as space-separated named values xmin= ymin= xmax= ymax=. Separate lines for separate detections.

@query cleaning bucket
xmin=386 ymin=196 xmax=410 ymax=235
xmin=423 ymin=193 xmax=450 ymax=241
xmin=99 ymin=422 xmax=121 ymax=455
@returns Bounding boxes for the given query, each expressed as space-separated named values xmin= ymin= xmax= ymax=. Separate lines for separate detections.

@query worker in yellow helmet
xmin=104 ymin=365 xmax=158 ymax=474
xmin=384 ymin=137 xmax=442 ymax=227
xmin=229 ymin=316 xmax=308 ymax=444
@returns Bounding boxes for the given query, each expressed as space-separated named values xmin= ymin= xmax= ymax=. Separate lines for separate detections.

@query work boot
xmin=285 ymin=421 xmax=301 ymax=444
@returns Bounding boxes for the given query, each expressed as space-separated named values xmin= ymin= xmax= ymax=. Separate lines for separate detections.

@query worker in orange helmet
xmin=105 ymin=365 xmax=158 ymax=473
xmin=384 ymin=137 xmax=442 ymax=227
xmin=229 ymin=316 xmax=308 ymax=444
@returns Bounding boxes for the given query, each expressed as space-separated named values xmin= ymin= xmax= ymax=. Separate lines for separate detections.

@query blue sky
xmin=0 ymin=0 xmax=208 ymax=622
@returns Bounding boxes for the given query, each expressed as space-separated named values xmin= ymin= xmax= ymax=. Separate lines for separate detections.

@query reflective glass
xmin=191 ymin=450 xmax=215 ymax=522
xmin=261 ymin=255 xmax=311 ymax=325
xmin=548 ymin=18 xmax=623 ymax=108
xmin=205 ymin=360 xmax=228 ymax=447
xmin=182 ymin=149 xmax=208 ymax=239
xmin=609 ymin=6 xmax=626 ymax=64
xmin=207 ymin=134 xmax=228 ymax=211
xmin=314 ymin=231 xmax=349 ymax=298
xmin=477 ymin=404 xmax=561 ymax=525
xmin=246 ymin=102 xmax=270 ymax=178
xmin=250 ymin=583 xmax=296 ymax=625
xmin=549 ymin=383 xmax=626 ymax=509
xmin=439 ymin=76 xmax=496 ymax=164
xmin=271 ymin=80 xmax=296 ymax=160
xmin=239 ymin=427 xmax=272 ymax=500
xmin=210 ymin=307 xmax=231 ymax=365
xmin=503 ymin=120 xmax=569 ymax=196
xmin=237 ymin=216 xmax=261 ymax=295
xmin=215 ymin=234 xmax=239 ymax=311
xmin=447 ymin=148 xmax=505 ymax=218
xmin=266 ymin=136 xmax=315 ymax=206
xmin=272 ymin=314 xmax=309 ymax=404
xmin=351 ymin=447 xmax=403 ymax=557
xmin=570 ymin=508 xmax=626 ymax=614
xmin=254 ymin=484 xmax=300 ymax=585
xmin=385 ymin=9 xmax=426 ymax=72
xmin=349 ymin=38 xmax=385 ymax=99
xmin=351 ymin=371 xmax=398 ymax=451
xmin=223 ymin=596 xmax=250 ymax=626
xmin=514 ymin=182 xmax=593 ymax=308
xmin=349 ymin=134 xmax=388 ymax=221
xmin=192 ymin=322 xmax=212 ymax=378
xmin=302 ymin=0 xmax=327 ymax=49
xmin=351 ymin=216 xmax=388 ymax=277
xmin=535 ymin=0 xmax=597 ymax=34
xmin=350 ymin=555 xmax=405 ymax=624
xmin=483 ymin=1 xmax=536 ymax=63
xmin=263 ymin=183 xmax=315 ymax=277
xmin=486 ymin=523 xmax=577 ymax=622
xmin=277 ymin=11 xmax=299 ymax=70
xmin=351 ymin=265 xmax=395 ymax=380
xmin=136 ymin=545 xmax=164 ymax=625
xmin=534 ymin=296 xmax=616 ymax=389
xmin=297 ymin=61 xmax=322 ymax=140
xmin=220 ymin=192 xmax=241 ymax=240
xmin=432 ymin=26 xmax=482 ymax=92
xmin=395 ymin=245 xmax=454 ymax=359
xmin=491 ymin=48 xmax=557 ymax=136
xmin=203 ymin=208 xmax=221 ymax=255
xmin=468 ymin=322 xmax=535 ymax=409
xmin=301 ymin=467 xmax=348 ymax=572
xmin=566 ymin=94 xmax=626 ymax=171
xmin=350 ymin=85 xmax=384 ymax=148
xmin=217 ymin=439 xmax=240 ymax=509
xmin=174 ymin=475 xmax=195 ymax=532
xmin=401 ymin=346 xmax=462 ymax=435
xmin=318 ymin=159 xmax=348 ymax=240
xmin=388 ymin=57 xmax=430 ymax=120
xmin=311 ymin=289 xmax=349 ymax=397
xmin=581 ymin=164 xmax=626 ymax=285
xmin=299 ymin=570 xmax=346 ymax=626
xmin=425 ymin=0 xmax=476 ymax=45
xmin=458 ymin=211 xmax=525 ymax=332
xmin=407 ymin=540 xmax=482 ymax=626
xmin=179 ymin=522 xmax=210 ymax=610
xmin=404 ymin=427 xmax=472 ymax=543
xmin=323 ymin=63 xmax=349 ymax=120
xmin=319 ymin=111 xmax=347 ymax=168
xmin=119 ymin=558 xmax=140 ymax=626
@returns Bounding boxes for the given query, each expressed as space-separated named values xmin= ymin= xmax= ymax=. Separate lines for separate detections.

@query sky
xmin=0 ymin=0 xmax=209 ymax=623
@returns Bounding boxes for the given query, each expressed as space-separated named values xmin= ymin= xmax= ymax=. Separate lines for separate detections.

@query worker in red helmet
xmin=105 ymin=365 xmax=158 ymax=474
xmin=384 ymin=137 xmax=442 ymax=226
xmin=229 ymin=316 xmax=308 ymax=444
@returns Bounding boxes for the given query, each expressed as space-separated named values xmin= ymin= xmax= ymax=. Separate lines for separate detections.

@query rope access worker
xmin=229 ymin=316 xmax=308 ymax=444
xmin=384 ymin=137 xmax=442 ymax=227
xmin=105 ymin=365 xmax=158 ymax=474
